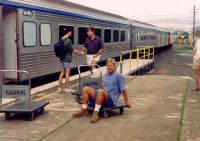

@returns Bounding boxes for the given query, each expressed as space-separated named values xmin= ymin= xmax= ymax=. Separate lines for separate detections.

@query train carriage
xmin=0 ymin=0 xmax=172 ymax=80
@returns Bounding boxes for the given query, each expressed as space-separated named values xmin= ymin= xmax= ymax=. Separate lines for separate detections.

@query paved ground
xmin=152 ymin=45 xmax=193 ymax=77
xmin=0 ymin=44 xmax=199 ymax=141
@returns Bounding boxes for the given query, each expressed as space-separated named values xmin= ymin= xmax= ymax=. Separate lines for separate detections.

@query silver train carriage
xmin=0 ymin=0 xmax=173 ymax=80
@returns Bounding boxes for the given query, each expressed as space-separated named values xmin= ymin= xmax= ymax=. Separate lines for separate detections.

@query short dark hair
xmin=87 ymin=26 xmax=96 ymax=34
xmin=63 ymin=27 xmax=73 ymax=35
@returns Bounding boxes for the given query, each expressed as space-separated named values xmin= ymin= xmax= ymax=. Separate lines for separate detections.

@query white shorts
xmin=193 ymin=58 xmax=200 ymax=70
xmin=87 ymin=54 xmax=101 ymax=65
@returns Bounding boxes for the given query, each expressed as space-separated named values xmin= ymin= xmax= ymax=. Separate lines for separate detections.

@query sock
xmin=81 ymin=104 xmax=88 ymax=109
xmin=94 ymin=104 xmax=102 ymax=112
xmin=92 ymin=68 xmax=97 ymax=73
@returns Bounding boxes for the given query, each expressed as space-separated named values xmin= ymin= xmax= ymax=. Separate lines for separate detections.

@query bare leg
xmin=91 ymin=59 xmax=98 ymax=71
xmin=91 ymin=89 xmax=108 ymax=123
xmin=82 ymin=86 xmax=95 ymax=104
xmin=95 ymin=89 xmax=109 ymax=105
xmin=64 ymin=67 xmax=71 ymax=89
xmin=199 ymin=71 xmax=200 ymax=88
xmin=72 ymin=86 xmax=95 ymax=118
xmin=195 ymin=70 xmax=200 ymax=89
xmin=59 ymin=68 xmax=65 ymax=88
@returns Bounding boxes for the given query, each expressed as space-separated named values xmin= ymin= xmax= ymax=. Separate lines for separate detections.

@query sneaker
xmin=65 ymin=88 xmax=75 ymax=93
xmin=58 ymin=87 xmax=63 ymax=93
xmin=72 ymin=109 xmax=88 ymax=118
xmin=91 ymin=111 xmax=99 ymax=123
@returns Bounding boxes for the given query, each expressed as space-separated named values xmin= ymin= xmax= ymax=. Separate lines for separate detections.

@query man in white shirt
xmin=193 ymin=37 xmax=200 ymax=91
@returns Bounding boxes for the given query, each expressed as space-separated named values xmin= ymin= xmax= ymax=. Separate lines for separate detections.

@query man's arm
xmin=93 ymin=39 xmax=104 ymax=58
xmin=122 ymin=90 xmax=132 ymax=108
xmin=80 ymin=46 xmax=86 ymax=52
xmin=73 ymin=49 xmax=84 ymax=55
xmin=93 ymin=48 xmax=104 ymax=58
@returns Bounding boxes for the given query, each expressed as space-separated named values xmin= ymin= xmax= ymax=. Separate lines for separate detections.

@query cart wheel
xmin=78 ymin=96 xmax=83 ymax=104
xmin=29 ymin=112 xmax=34 ymax=121
xmin=5 ymin=113 xmax=11 ymax=120
xmin=39 ymin=108 xmax=44 ymax=114
xmin=103 ymin=110 xmax=108 ymax=118
xmin=120 ymin=108 xmax=124 ymax=114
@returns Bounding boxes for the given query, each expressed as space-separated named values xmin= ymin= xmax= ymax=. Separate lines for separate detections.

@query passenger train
xmin=0 ymin=0 xmax=173 ymax=80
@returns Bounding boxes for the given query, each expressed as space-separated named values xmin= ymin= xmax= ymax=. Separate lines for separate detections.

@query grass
xmin=176 ymin=80 xmax=188 ymax=141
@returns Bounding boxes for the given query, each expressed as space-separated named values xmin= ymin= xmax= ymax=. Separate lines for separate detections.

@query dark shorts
xmin=89 ymin=91 xmax=115 ymax=107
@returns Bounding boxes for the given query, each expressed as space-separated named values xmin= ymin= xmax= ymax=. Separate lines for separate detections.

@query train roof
xmin=2 ymin=0 xmax=130 ymax=25
xmin=130 ymin=19 xmax=169 ymax=32
xmin=1 ymin=0 xmax=169 ymax=32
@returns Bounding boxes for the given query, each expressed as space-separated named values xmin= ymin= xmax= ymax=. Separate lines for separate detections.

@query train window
xmin=59 ymin=25 xmax=74 ymax=44
xmin=104 ymin=29 xmax=111 ymax=43
xmin=127 ymin=31 xmax=131 ymax=41
xmin=121 ymin=30 xmax=126 ymax=42
xmin=78 ymin=27 xmax=87 ymax=45
xmin=113 ymin=30 xmax=119 ymax=42
xmin=23 ymin=10 xmax=33 ymax=17
xmin=23 ymin=22 xmax=37 ymax=47
xmin=40 ymin=23 xmax=52 ymax=46
xmin=137 ymin=32 xmax=140 ymax=41
xmin=140 ymin=32 xmax=143 ymax=41
xmin=95 ymin=28 xmax=102 ymax=38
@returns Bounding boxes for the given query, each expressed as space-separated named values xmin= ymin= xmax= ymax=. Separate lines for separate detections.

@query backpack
xmin=54 ymin=40 xmax=67 ymax=60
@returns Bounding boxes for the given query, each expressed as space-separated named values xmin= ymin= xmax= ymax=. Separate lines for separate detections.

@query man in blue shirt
xmin=72 ymin=58 xmax=132 ymax=123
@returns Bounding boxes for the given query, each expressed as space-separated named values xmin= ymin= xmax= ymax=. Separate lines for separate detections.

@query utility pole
xmin=193 ymin=5 xmax=196 ymax=47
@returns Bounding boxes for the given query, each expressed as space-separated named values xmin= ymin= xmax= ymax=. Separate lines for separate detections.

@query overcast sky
xmin=66 ymin=0 xmax=199 ymax=31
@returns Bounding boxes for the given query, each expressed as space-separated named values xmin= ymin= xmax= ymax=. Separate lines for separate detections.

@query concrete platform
xmin=1 ymin=59 xmax=154 ymax=105
xmin=181 ymin=79 xmax=200 ymax=141
xmin=0 ymin=75 xmax=193 ymax=141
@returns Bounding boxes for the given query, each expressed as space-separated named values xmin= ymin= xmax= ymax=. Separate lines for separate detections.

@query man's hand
xmin=80 ymin=51 xmax=85 ymax=55
xmin=93 ymin=54 xmax=98 ymax=58
xmin=61 ymin=35 xmax=68 ymax=40
xmin=126 ymin=102 xmax=132 ymax=108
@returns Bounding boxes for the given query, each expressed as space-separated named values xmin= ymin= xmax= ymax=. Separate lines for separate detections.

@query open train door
xmin=2 ymin=7 xmax=18 ymax=79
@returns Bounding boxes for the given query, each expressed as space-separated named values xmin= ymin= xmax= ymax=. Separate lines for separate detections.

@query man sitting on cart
xmin=72 ymin=58 xmax=132 ymax=123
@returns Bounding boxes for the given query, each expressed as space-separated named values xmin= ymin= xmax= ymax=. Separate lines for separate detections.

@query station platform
xmin=0 ymin=74 xmax=198 ymax=141
xmin=1 ymin=58 xmax=154 ymax=106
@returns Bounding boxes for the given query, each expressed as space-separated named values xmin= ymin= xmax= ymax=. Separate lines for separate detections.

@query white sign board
xmin=80 ymin=78 xmax=102 ymax=92
xmin=1 ymin=85 xmax=30 ymax=99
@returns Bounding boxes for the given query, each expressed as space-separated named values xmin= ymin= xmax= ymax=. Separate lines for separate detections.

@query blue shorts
xmin=60 ymin=61 xmax=73 ymax=69
xmin=89 ymin=91 xmax=115 ymax=107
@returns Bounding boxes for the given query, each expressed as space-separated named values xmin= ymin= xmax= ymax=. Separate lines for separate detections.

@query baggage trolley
xmin=0 ymin=70 xmax=49 ymax=121
xmin=73 ymin=64 xmax=127 ymax=118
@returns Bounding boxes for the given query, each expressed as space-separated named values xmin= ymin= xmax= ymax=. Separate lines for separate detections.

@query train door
xmin=0 ymin=7 xmax=3 ymax=71
xmin=2 ymin=7 xmax=18 ymax=78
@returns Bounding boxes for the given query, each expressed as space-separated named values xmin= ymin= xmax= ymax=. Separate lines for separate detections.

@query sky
xmin=65 ymin=0 xmax=199 ymax=31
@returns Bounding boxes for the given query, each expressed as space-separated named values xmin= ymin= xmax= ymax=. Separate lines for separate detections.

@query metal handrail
xmin=120 ymin=46 xmax=155 ymax=74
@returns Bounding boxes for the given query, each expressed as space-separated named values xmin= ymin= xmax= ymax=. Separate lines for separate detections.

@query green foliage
xmin=174 ymin=31 xmax=189 ymax=39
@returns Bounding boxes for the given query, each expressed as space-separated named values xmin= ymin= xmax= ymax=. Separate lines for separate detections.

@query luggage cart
xmin=0 ymin=70 xmax=49 ymax=121
xmin=73 ymin=64 xmax=127 ymax=118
